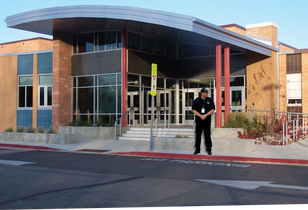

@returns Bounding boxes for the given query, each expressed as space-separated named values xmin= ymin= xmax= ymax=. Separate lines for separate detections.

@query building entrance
xmin=127 ymin=74 xmax=245 ymax=126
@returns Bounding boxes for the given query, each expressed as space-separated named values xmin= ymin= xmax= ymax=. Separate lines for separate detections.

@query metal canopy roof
xmin=5 ymin=5 xmax=277 ymax=56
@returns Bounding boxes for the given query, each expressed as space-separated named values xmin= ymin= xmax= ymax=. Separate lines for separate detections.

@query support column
xmin=224 ymin=44 xmax=230 ymax=124
xmin=52 ymin=32 xmax=73 ymax=131
xmin=216 ymin=41 xmax=222 ymax=128
xmin=122 ymin=29 xmax=128 ymax=127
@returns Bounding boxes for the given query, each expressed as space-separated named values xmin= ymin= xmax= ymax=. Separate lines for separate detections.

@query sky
xmin=0 ymin=0 xmax=307 ymax=49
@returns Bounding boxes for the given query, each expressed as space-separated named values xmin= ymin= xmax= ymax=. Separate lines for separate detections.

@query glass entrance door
xmin=214 ymin=87 xmax=245 ymax=111
xmin=183 ymin=88 xmax=199 ymax=125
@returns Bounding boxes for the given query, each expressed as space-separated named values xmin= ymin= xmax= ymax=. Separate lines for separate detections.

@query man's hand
xmin=200 ymin=114 xmax=207 ymax=120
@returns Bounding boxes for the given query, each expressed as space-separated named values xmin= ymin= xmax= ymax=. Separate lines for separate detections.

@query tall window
xmin=72 ymin=73 xmax=122 ymax=124
xmin=38 ymin=75 xmax=52 ymax=107
xmin=18 ymin=76 xmax=33 ymax=108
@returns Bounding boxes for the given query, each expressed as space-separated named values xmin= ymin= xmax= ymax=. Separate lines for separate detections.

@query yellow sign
xmin=151 ymin=63 xmax=157 ymax=96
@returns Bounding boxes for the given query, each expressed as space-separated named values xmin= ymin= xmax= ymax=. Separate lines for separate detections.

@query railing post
xmin=115 ymin=121 xmax=117 ymax=140
xmin=120 ymin=118 xmax=122 ymax=137
xmin=283 ymin=122 xmax=285 ymax=146
xmin=296 ymin=119 xmax=299 ymax=141
xmin=168 ymin=111 xmax=170 ymax=128
xmin=164 ymin=111 xmax=166 ymax=129
xmin=129 ymin=111 xmax=131 ymax=129
xmin=293 ymin=120 xmax=295 ymax=142
xmin=286 ymin=122 xmax=288 ymax=145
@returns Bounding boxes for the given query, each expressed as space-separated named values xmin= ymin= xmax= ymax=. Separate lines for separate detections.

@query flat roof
xmin=5 ymin=5 xmax=278 ymax=56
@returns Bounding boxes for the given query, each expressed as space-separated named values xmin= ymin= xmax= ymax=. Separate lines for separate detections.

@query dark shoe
xmin=207 ymin=151 xmax=212 ymax=155
xmin=193 ymin=150 xmax=200 ymax=155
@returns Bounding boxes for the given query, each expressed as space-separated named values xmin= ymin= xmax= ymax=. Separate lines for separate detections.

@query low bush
xmin=46 ymin=127 xmax=56 ymax=134
xmin=25 ymin=126 xmax=36 ymax=133
xmin=16 ymin=126 xmax=25 ymax=133
xmin=4 ymin=127 xmax=13 ymax=132
xmin=37 ymin=127 xmax=45 ymax=133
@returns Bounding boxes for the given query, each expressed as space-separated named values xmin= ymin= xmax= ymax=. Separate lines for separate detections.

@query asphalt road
xmin=0 ymin=148 xmax=308 ymax=209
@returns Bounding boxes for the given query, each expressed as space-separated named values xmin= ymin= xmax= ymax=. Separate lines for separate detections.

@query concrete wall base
xmin=154 ymin=137 xmax=255 ymax=153
xmin=59 ymin=126 xmax=129 ymax=140
xmin=0 ymin=132 xmax=76 ymax=145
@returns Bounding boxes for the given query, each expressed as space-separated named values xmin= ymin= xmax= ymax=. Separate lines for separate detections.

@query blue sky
xmin=0 ymin=0 xmax=307 ymax=49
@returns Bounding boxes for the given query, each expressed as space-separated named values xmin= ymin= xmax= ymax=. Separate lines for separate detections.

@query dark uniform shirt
xmin=192 ymin=96 xmax=215 ymax=123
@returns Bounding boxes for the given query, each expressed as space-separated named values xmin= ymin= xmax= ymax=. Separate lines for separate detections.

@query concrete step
xmin=126 ymin=131 xmax=194 ymax=135
xmin=130 ymin=127 xmax=193 ymax=132
xmin=118 ymin=136 xmax=150 ymax=141
xmin=122 ymin=133 xmax=193 ymax=138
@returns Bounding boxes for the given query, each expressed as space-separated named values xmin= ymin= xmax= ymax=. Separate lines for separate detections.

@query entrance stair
xmin=118 ymin=127 xmax=194 ymax=141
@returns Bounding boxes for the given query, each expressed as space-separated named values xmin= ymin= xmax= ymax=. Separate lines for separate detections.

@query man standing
xmin=192 ymin=88 xmax=215 ymax=155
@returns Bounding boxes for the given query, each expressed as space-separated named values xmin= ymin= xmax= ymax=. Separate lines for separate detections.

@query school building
xmin=0 ymin=5 xmax=307 ymax=132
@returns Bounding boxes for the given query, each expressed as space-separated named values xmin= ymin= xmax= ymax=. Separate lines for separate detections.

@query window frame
xmin=18 ymin=75 xmax=33 ymax=109
xmin=38 ymin=74 xmax=53 ymax=108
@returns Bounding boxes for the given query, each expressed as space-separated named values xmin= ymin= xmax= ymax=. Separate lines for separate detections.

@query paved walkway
xmin=1 ymin=138 xmax=308 ymax=165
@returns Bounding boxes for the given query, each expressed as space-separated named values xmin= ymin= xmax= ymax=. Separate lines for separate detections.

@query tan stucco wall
xmin=0 ymin=56 xmax=18 ymax=132
xmin=0 ymin=38 xmax=52 ymax=54
xmin=302 ymin=53 xmax=308 ymax=113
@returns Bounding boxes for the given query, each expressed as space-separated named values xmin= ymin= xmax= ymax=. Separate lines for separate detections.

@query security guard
xmin=192 ymin=88 xmax=215 ymax=155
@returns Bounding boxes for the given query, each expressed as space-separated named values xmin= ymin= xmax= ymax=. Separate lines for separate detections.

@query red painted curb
xmin=0 ymin=143 xmax=65 ymax=152
xmin=110 ymin=151 xmax=308 ymax=166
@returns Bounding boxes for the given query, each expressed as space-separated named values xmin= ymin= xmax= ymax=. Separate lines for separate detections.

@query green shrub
xmin=37 ymin=127 xmax=45 ymax=133
xmin=46 ymin=127 xmax=56 ymax=134
xmin=16 ymin=126 xmax=24 ymax=132
xmin=223 ymin=112 xmax=261 ymax=133
xmin=69 ymin=119 xmax=92 ymax=126
xmin=25 ymin=126 xmax=36 ymax=133
xmin=4 ymin=127 xmax=13 ymax=132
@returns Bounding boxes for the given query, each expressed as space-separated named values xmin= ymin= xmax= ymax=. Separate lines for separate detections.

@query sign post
xmin=150 ymin=63 xmax=157 ymax=151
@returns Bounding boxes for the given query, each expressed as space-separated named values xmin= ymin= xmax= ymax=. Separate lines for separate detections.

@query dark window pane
xmin=154 ymin=39 xmax=165 ymax=55
xmin=78 ymin=33 xmax=95 ymax=53
xmin=99 ymin=75 xmax=116 ymax=86
xmin=117 ymin=31 xmax=122 ymax=48
xmin=73 ymin=89 xmax=76 ymax=113
xmin=230 ymin=77 xmax=244 ymax=86
xmin=78 ymin=88 xmax=94 ymax=113
xmin=232 ymin=90 xmax=242 ymax=106
xmin=98 ymin=87 xmax=116 ymax=113
xmin=47 ymin=87 xmax=52 ymax=106
xmin=117 ymin=86 xmax=122 ymax=113
xmin=26 ymin=86 xmax=33 ymax=107
xmin=141 ymin=36 xmax=153 ymax=53
xmin=40 ymin=87 xmax=44 ymax=106
xmin=128 ymin=74 xmax=139 ymax=86
xmin=166 ymin=41 xmax=176 ymax=58
xmin=78 ymin=76 xmax=94 ymax=87
xmin=128 ymin=33 xmax=140 ymax=50
xmin=98 ymin=32 xmax=117 ymax=51
xmin=19 ymin=87 xmax=25 ymax=107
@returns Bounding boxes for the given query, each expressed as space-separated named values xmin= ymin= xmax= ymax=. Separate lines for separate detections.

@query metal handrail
xmin=152 ymin=110 xmax=170 ymax=137
xmin=114 ymin=107 xmax=134 ymax=140
xmin=235 ymin=109 xmax=308 ymax=146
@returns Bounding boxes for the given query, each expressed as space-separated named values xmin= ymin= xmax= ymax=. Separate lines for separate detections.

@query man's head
xmin=200 ymin=88 xmax=209 ymax=98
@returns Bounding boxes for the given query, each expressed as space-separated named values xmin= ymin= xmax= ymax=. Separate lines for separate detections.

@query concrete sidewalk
xmin=1 ymin=138 xmax=308 ymax=165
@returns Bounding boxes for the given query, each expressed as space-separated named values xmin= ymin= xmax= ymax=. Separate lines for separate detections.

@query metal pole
xmin=293 ymin=120 xmax=295 ymax=142
xmin=120 ymin=118 xmax=122 ymax=137
xmin=296 ymin=119 xmax=298 ymax=141
xmin=164 ymin=111 xmax=166 ymax=129
xmin=283 ymin=122 xmax=285 ymax=146
xmin=115 ymin=121 xmax=117 ymax=140
xmin=150 ymin=95 xmax=154 ymax=151
xmin=286 ymin=122 xmax=288 ymax=145
xmin=168 ymin=111 xmax=170 ymax=128
xmin=129 ymin=111 xmax=131 ymax=129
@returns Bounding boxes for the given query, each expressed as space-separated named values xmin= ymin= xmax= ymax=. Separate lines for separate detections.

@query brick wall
xmin=52 ymin=33 xmax=73 ymax=130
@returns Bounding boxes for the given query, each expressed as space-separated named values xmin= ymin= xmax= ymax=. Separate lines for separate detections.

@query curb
xmin=0 ymin=143 xmax=66 ymax=152
xmin=110 ymin=151 xmax=308 ymax=166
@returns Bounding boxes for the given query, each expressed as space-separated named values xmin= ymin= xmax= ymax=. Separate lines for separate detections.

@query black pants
xmin=194 ymin=121 xmax=212 ymax=152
